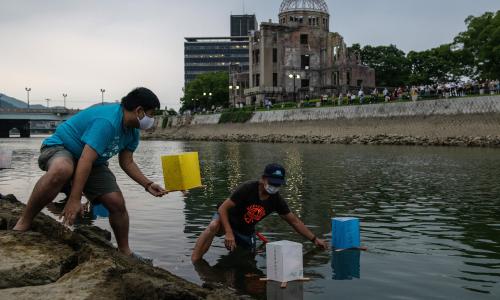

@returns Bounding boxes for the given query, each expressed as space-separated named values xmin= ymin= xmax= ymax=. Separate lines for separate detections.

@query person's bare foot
xmin=13 ymin=219 xmax=31 ymax=232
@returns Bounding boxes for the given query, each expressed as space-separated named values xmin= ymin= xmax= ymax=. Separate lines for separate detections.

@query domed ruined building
xmin=230 ymin=0 xmax=375 ymax=105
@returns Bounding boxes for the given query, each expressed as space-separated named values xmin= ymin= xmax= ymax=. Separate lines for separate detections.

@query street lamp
xmin=200 ymin=92 xmax=212 ymax=112
xmin=62 ymin=93 xmax=67 ymax=109
xmin=25 ymin=87 xmax=31 ymax=110
xmin=100 ymin=89 xmax=106 ymax=105
xmin=288 ymin=74 xmax=301 ymax=102
xmin=45 ymin=98 xmax=51 ymax=108
xmin=229 ymin=85 xmax=240 ymax=107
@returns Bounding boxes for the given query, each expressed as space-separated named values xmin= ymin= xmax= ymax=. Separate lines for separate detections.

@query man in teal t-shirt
xmin=14 ymin=87 xmax=167 ymax=260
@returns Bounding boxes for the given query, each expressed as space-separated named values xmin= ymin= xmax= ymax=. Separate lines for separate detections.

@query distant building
xmin=234 ymin=0 xmax=375 ymax=106
xmin=231 ymin=14 xmax=258 ymax=37
xmin=184 ymin=37 xmax=250 ymax=85
xmin=183 ymin=14 xmax=257 ymax=86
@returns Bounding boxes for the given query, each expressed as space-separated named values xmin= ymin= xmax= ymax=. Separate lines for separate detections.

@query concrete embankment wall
xmin=146 ymin=96 xmax=500 ymax=147
xmin=249 ymin=96 xmax=500 ymax=123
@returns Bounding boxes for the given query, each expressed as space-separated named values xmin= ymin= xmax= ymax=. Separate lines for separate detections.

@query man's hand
xmin=147 ymin=183 xmax=168 ymax=197
xmin=61 ymin=199 xmax=83 ymax=226
xmin=314 ymin=238 xmax=329 ymax=250
xmin=224 ymin=232 xmax=237 ymax=251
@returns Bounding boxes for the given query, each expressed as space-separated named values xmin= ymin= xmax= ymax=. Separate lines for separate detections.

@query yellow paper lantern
xmin=161 ymin=152 xmax=202 ymax=191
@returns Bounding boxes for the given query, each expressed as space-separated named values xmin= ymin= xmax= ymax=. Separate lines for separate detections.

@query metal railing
xmin=0 ymin=108 xmax=79 ymax=114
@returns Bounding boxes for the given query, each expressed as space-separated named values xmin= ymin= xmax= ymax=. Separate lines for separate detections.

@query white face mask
xmin=137 ymin=113 xmax=155 ymax=130
xmin=264 ymin=184 xmax=280 ymax=195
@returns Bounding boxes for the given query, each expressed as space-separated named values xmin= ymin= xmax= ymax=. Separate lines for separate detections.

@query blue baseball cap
xmin=263 ymin=163 xmax=286 ymax=186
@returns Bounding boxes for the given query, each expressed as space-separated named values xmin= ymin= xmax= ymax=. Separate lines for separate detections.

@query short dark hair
xmin=121 ymin=87 xmax=160 ymax=111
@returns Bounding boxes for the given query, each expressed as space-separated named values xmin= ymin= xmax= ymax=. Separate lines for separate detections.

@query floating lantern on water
xmin=331 ymin=217 xmax=361 ymax=249
xmin=92 ymin=203 xmax=109 ymax=219
xmin=0 ymin=149 xmax=12 ymax=169
xmin=265 ymin=241 xmax=306 ymax=286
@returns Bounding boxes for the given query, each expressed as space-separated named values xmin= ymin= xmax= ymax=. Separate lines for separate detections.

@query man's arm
xmin=218 ymin=198 xmax=237 ymax=251
xmin=118 ymin=150 xmax=167 ymax=197
xmin=62 ymin=145 xmax=98 ymax=226
xmin=280 ymin=212 xmax=328 ymax=250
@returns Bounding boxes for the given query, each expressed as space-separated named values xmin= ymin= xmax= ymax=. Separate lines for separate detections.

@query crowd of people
xmin=334 ymin=79 xmax=500 ymax=105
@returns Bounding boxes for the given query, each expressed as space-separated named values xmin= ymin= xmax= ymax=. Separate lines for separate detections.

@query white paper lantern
xmin=266 ymin=240 xmax=303 ymax=283
xmin=0 ymin=150 xmax=12 ymax=169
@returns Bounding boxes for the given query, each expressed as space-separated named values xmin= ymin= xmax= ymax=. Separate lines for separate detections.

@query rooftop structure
xmin=279 ymin=0 xmax=329 ymax=13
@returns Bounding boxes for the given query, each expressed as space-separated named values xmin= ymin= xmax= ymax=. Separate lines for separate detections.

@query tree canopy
xmin=354 ymin=10 xmax=499 ymax=87
xmin=180 ymin=72 xmax=229 ymax=112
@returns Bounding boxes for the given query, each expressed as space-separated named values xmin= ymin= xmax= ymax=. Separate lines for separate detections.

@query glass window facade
xmin=184 ymin=38 xmax=250 ymax=85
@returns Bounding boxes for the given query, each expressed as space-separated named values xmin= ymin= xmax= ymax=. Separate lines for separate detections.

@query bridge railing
xmin=0 ymin=108 xmax=79 ymax=114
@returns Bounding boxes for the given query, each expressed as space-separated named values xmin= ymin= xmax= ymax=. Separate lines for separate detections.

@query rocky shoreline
xmin=0 ymin=194 xmax=246 ymax=300
xmin=145 ymin=132 xmax=500 ymax=147
xmin=143 ymin=113 xmax=500 ymax=148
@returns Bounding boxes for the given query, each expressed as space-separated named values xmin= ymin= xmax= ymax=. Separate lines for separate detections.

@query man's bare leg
xmin=14 ymin=157 xmax=74 ymax=231
xmin=97 ymin=192 xmax=131 ymax=255
xmin=191 ymin=219 xmax=223 ymax=262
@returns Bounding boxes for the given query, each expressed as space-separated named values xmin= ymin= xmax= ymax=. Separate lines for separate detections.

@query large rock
xmin=0 ymin=195 xmax=245 ymax=300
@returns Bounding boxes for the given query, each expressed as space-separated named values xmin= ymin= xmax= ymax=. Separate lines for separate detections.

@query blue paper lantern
xmin=92 ymin=203 xmax=109 ymax=219
xmin=331 ymin=217 xmax=360 ymax=249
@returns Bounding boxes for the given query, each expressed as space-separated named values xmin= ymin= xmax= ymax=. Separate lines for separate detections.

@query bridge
xmin=0 ymin=108 xmax=79 ymax=138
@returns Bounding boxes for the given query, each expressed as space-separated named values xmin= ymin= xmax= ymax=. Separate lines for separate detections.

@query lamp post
xmin=288 ymin=74 xmax=301 ymax=102
xmin=229 ymin=85 xmax=240 ymax=107
xmin=100 ymin=89 xmax=106 ymax=105
xmin=45 ymin=98 xmax=51 ymax=108
xmin=202 ymin=92 xmax=212 ymax=112
xmin=25 ymin=87 xmax=31 ymax=110
xmin=62 ymin=93 xmax=67 ymax=109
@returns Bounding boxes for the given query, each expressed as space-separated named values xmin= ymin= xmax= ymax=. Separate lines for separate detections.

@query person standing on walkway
xmin=191 ymin=164 xmax=328 ymax=262
xmin=14 ymin=87 xmax=167 ymax=260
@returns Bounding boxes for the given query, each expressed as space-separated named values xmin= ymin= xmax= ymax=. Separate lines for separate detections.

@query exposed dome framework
xmin=279 ymin=0 xmax=329 ymax=13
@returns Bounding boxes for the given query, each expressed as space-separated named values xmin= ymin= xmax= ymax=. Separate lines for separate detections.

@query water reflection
xmin=331 ymin=250 xmax=361 ymax=280
xmin=2 ymin=139 xmax=500 ymax=299
xmin=193 ymin=250 xmax=266 ymax=298
xmin=226 ymin=143 xmax=244 ymax=193
xmin=266 ymin=281 xmax=303 ymax=300
xmin=283 ymin=148 xmax=304 ymax=218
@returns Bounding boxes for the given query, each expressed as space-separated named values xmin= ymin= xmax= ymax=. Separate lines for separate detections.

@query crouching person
xmin=14 ymin=87 xmax=167 ymax=260
xmin=191 ymin=164 xmax=327 ymax=262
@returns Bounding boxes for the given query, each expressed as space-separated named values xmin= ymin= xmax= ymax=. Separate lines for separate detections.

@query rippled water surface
xmin=1 ymin=138 xmax=500 ymax=299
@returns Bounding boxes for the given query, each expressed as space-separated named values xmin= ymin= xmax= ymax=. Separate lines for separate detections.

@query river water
xmin=1 ymin=137 xmax=499 ymax=299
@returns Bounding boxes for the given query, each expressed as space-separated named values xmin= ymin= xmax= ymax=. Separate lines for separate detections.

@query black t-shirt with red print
xmin=227 ymin=180 xmax=291 ymax=235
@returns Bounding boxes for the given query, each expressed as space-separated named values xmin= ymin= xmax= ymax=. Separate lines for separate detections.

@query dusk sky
xmin=1 ymin=0 xmax=499 ymax=110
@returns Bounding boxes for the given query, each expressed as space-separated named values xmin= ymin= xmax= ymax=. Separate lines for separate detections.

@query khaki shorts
xmin=38 ymin=145 xmax=121 ymax=202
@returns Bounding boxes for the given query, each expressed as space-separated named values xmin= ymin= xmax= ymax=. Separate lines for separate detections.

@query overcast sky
xmin=1 ymin=0 xmax=499 ymax=110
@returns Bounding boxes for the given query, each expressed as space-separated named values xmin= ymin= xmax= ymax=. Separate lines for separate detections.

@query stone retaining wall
xmin=249 ymin=96 xmax=500 ymax=123
xmin=148 ymin=96 xmax=500 ymax=147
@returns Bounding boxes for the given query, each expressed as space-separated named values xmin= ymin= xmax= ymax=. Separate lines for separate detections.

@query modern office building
xmin=184 ymin=37 xmax=250 ymax=85
xmin=183 ymin=14 xmax=257 ymax=86
xmin=230 ymin=14 xmax=258 ymax=36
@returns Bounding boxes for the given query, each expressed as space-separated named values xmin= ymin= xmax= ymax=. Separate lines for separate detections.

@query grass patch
xmin=219 ymin=110 xmax=254 ymax=123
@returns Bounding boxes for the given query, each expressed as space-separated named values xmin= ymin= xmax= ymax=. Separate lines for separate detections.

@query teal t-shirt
xmin=43 ymin=104 xmax=140 ymax=165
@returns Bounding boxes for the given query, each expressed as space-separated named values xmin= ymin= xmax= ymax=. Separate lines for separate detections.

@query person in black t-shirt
xmin=191 ymin=163 xmax=328 ymax=262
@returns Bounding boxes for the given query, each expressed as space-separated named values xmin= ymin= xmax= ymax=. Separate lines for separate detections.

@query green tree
xmin=360 ymin=44 xmax=411 ymax=87
xmin=180 ymin=72 xmax=229 ymax=112
xmin=407 ymin=44 xmax=466 ymax=84
xmin=454 ymin=11 xmax=500 ymax=80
